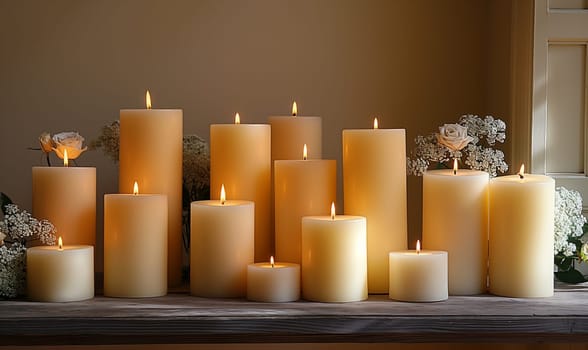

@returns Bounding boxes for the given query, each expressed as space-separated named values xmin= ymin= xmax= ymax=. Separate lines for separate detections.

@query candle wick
xmin=519 ymin=173 xmax=524 ymax=179
xmin=453 ymin=168 xmax=457 ymax=175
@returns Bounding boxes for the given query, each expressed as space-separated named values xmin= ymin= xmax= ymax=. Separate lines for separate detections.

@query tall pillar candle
xmin=301 ymin=204 xmax=367 ymax=302
xmin=422 ymin=165 xmax=489 ymax=295
xmin=104 ymin=184 xmax=168 ymax=298
xmin=27 ymin=238 xmax=94 ymax=302
xmin=32 ymin=164 xmax=96 ymax=246
xmin=489 ymin=166 xmax=555 ymax=297
xmin=268 ymin=102 xmax=322 ymax=160
xmin=190 ymin=187 xmax=254 ymax=297
xmin=342 ymin=120 xmax=407 ymax=293
xmin=274 ymin=146 xmax=336 ymax=264
xmin=119 ymin=91 xmax=182 ymax=286
xmin=210 ymin=114 xmax=271 ymax=262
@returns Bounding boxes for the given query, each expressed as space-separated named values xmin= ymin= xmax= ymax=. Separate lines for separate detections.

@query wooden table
xmin=2 ymin=283 xmax=588 ymax=346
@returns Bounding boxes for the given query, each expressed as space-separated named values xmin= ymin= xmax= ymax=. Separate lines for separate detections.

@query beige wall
xmin=0 ymin=0 xmax=516 ymax=257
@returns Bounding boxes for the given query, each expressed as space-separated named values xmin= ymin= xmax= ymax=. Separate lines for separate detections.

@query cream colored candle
xmin=104 ymin=183 xmax=168 ymax=298
xmin=274 ymin=145 xmax=336 ymax=264
xmin=191 ymin=186 xmax=254 ymax=297
xmin=247 ymin=257 xmax=300 ymax=302
xmin=27 ymin=238 xmax=94 ymax=302
xmin=268 ymin=102 xmax=322 ymax=160
xmin=210 ymin=114 xmax=271 ymax=262
xmin=388 ymin=241 xmax=448 ymax=302
xmin=422 ymin=163 xmax=489 ymax=295
xmin=489 ymin=166 xmax=555 ymax=298
xmin=119 ymin=91 xmax=182 ymax=286
xmin=301 ymin=203 xmax=367 ymax=302
xmin=342 ymin=119 xmax=407 ymax=293
xmin=32 ymin=163 xmax=96 ymax=246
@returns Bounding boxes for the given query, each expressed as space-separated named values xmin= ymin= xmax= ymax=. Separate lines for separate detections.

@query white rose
xmin=38 ymin=132 xmax=54 ymax=153
xmin=52 ymin=132 xmax=88 ymax=160
xmin=436 ymin=124 xmax=474 ymax=151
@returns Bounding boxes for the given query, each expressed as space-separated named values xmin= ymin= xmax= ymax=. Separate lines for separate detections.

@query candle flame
xmin=63 ymin=149 xmax=69 ymax=167
xmin=146 ymin=90 xmax=152 ymax=109
xmin=373 ymin=118 xmax=379 ymax=129
xmin=453 ymin=158 xmax=458 ymax=175
xmin=133 ymin=181 xmax=139 ymax=195
xmin=220 ymin=184 xmax=226 ymax=205
xmin=518 ymin=164 xmax=525 ymax=179
xmin=330 ymin=202 xmax=336 ymax=220
xmin=235 ymin=113 xmax=241 ymax=124
xmin=58 ymin=237 xmax=63 ymax=251
xmin=303 ymin=144 xmax=308 ymax=160
xmin=270 ymin=256 xmax=275 ymax=268
xmin=416 ymin=240 xmax=421 ymax=254
xmin=292 ymin=101 xmax=297 ymax=117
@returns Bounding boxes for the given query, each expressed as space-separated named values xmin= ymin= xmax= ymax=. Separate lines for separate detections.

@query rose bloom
xmin=52 ymin=132 xmax=88 ymax=160
xmin=38 ymin=132 xmax=53 ymax=153
xmin=436 ymin=123 xmax=474 ymax=151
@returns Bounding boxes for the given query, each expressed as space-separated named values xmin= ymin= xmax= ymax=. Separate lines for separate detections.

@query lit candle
xmin=247 ymin=256 xmax=300 ymax=302
xmin=27 ymin=237 xmax=94 ymax=302
xmin=274 ymin=144 xmax=336 ymax=264
xmin=210 ymin=114 xmax=271 ymax=262
xmin=268 ymin=101 xmax=322 ymax=160
xmin=191 ymin=185 xmax=254 ymax=297
xmin=32 ymin=150 xmax=96 ymax=246
xmin=388 ymin=240 xmax=448 ymax=302
xmin=301 ymin=203 xmax=367 ymax=302
xmin=489 ymin=165 xmax=555 ymax=297
xmin=104 ymin=182 xmax=168 ymax=297
xmin=119 ymin=90 xmax=183 ymax=286
xmin=342 ymin=118 xmax=407 ymax=293
xmin=422 ymin=160 xmax=489 ymax=295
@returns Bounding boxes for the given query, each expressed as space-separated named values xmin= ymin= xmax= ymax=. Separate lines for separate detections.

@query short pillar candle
xmin=27 ymin=238 xmax=94 ymax=302
xmin=388 ymin=241 xmax=448 ymax=302
xmin=247 ymin=257 xmax=300 ymax=302
xmin=301 ymin=203 xmax=367 ymax=302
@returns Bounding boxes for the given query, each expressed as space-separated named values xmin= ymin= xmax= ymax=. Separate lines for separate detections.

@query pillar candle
xmin=104 ymin=184 xmax=168 ymax=298
xmin=191 ymin=187 xmax=254 ymax=297
xmin=27 ymin=238 xmax=94 ymax=302
xmin=489 ymin=166 xmax=555 ymax=298
xmin=422 ymin=164 xmax=489 ymax=295
xmin=210 ymin=114 xmax=271 ymax=262
xmin=32 ymin=165 xmax=96 ymax=246
xmin=301 ymin=204 xmax=367 ymax=302
xmin=268 ymin=102 xmax=322 ymax=160
xmin=388 ymin=241 xmax=448 ymax=302
xmin=274 ymin=146 xmax=336 ymax=264
xmin=342 ymin=119 xmax=407 ymax=293
xmin=247 ymin=257 xmax=300 ymax=302
xmin=119 ymin=91 xmax=182 ymax=286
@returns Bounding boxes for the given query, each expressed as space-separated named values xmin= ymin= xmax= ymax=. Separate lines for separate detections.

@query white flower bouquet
xmin=554 ymin=186 xmax=588 ymax=283
xmin=407 ymin=114 xmax=508 ymax=177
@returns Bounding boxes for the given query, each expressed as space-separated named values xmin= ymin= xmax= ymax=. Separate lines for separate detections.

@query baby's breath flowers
xmin=407 ymin=114 xmax=508 ymax=177
xmin=554 ymin=186 xmax=588 ymax=283
xmin=0 ymin=197 xmax=57 ymax=298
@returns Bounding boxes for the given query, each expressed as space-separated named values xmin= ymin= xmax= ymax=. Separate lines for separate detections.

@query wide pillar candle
xmin=274 ymin=157 xmax=336 ymax=264
xmin=247 ymin=258 xmax=300 ymax=302
xmin=191 ymin=198 xmax=254 ymax=297
xmin=32 ymin=166 xmax=96 ymax=246
xmin=210 ymin=120 xmax=271 ymax=262
xmin=119 ymin=98 xmax=182 ymax=286
xmin=342 ymin=125 xmax=407 ymax=293
xmin=388 ymin=243 xmax=448 ymax=302
xmin=104 ymin=192 xmax=168 ymax=297
xmin=301 ymin=207 xmax=367 ymax=302
xmin=489 ymin=170 xmax=555 ymax=298
xmin=422 ymin=168 xmax=489 ymax=295
xmin=27 ymin=242 xmax=94 ymax=302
